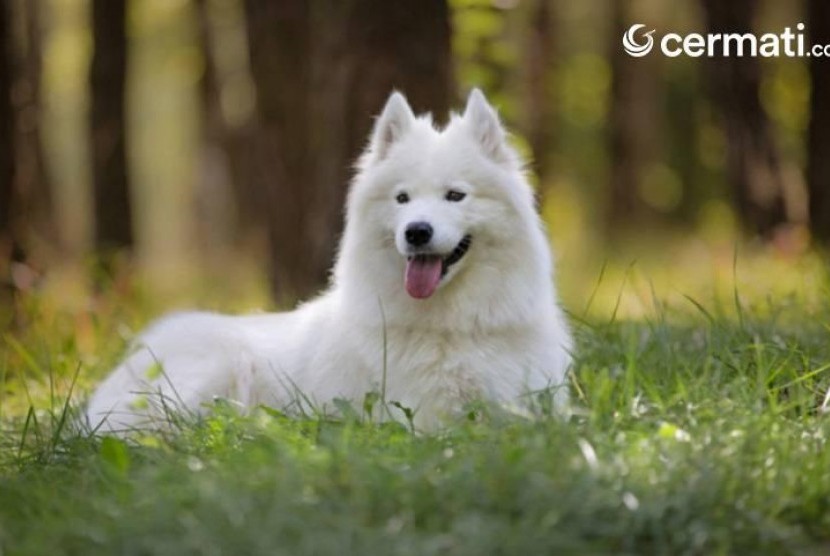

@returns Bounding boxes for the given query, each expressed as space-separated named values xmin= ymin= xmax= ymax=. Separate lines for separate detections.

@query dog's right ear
xmin=369 ymin=91 xmax=415 ymax=162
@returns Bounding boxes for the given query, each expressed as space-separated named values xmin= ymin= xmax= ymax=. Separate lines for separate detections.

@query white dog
xmin=85 ymin=89 xmax=573 ymax=433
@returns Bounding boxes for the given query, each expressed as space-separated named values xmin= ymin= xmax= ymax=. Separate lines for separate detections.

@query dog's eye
xmin=396 ymin=192 xmax=410 ymax=204
xmin=445 ymin=190 xmax=466 ymax=202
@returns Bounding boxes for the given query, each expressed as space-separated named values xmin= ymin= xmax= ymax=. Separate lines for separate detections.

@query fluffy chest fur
xmin=265 ymin=307 xmax=559 ymax=429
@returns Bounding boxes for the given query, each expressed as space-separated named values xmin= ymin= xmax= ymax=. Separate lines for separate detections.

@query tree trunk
xmin=90 ymin=0 xmax=133 ymax=255
xmin=242 ymin=0 xmax=312 ymax=302
xmin=607 ymin=0 xmax=660 ymax=226
xmin=1 ymin=0 xmax=14 ymax=289
xmin=522 ymin=0 xmax=557 ymax=186
xmin=700 ymin=0 xmax=789 ymax=237
xmin=243 ymin=0 xmax=453 ymax=303
xmin=807 ymin=0 xmax=830 ymax=244
xmin=11 ymin=0 xmax=53 ymax=252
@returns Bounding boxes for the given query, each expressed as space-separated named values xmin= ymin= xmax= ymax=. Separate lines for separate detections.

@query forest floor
xmin=2 ymin=254 xmax=830 ymax=555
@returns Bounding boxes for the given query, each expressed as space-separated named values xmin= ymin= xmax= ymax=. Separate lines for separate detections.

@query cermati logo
xmin=623 ymin=22 xmax=830 ymax=59
xmin=622 ymin=24 xmax=656 ymax=57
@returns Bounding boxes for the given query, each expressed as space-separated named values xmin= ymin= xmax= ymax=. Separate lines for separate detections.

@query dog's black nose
xmin=405 ymin=222 xmax=433 ymax=247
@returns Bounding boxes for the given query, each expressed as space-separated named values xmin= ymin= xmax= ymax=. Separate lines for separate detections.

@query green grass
xmin=2 ymin=287 xmax=830 ymax=555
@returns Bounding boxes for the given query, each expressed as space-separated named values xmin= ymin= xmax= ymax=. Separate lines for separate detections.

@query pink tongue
xmin=405 ymin=256 xmax=443 ymax=299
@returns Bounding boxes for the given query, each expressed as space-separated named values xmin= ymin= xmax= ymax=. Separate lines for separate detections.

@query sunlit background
xmin=3 ymin=0 xmax=829 ymax=337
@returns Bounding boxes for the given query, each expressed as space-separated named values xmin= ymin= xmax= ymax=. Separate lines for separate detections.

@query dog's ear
xmin=370 ymin=91 xmax=415 ymax=162
xmin=463 ymin=89 xmax=508 ymax=163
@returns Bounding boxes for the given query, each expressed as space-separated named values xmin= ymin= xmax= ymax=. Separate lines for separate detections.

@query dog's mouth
xmin=404 ymin=235 xmax=472 ymax=299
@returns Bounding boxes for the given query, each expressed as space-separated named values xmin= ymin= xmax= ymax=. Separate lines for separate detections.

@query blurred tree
xmin=2 ymin=0 xmax=51 ymax=309
xmin=90 ymin=0 xmax=133 ymax=257
xmin=662 ymin=59 xmax=703 ymax=225
xmin=607 ymin=0 xmax=661 ymax=226
xmin=700 ymin=0 xmax=789 ymax=237
xmin=193 ymin=0 xmax=257 ymax=252
xmin=11 ymin=0 xmax=54 ymax=254
xmin=242 ymin=0 xmax=311 ymax=301
xmin=807 ymin=0 xmax=830 ymax=244
xmin=243 ymin=0 xmax=452 ymax=301
xmin=1 ymin=0 xmax=14 ymax=293
xmin=522 ymin=0 xmax=557 ymax=185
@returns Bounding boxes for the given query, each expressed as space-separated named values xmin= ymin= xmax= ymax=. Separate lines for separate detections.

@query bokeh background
xmin=2 ymin=0 xmax=829 ymax=334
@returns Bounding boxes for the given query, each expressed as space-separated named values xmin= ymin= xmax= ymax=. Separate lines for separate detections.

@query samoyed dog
xmin=85 ymin=89 xmax=572 ymax=433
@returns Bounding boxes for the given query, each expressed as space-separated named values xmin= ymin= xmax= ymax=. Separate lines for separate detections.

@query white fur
xmin=85 ymin=89 xmax=573 ymax=433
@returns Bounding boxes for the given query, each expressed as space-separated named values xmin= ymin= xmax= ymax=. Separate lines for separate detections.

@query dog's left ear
xmin=463 ymin=89 xmax=508 ymax=163
xmin=370 ymin=91 xmax=415 ymax=162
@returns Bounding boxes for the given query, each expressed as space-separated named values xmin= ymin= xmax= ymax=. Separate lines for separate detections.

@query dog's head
xmin=342 ymin=89 xmax=541 ymax=301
